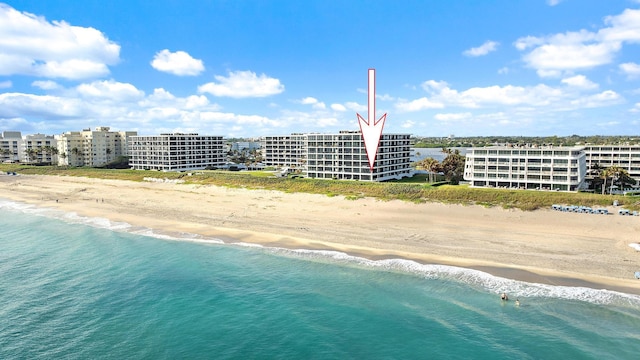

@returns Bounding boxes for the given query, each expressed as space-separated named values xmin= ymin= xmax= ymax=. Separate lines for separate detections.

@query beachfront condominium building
xmin=262 ymin=131 xmax=413 ymax=181
xmin=1 ymin=131 xmax=22 ymax=163
xmin=261 ymin=134 xmax=307 ymax=169
xmin=584 ymin=145 xmax=640 ymax=184
xmin=23 ymin=133 xmax=57 ymax=164
xmin=305 ymin=131 xmax=413 ymax=181
xmin=128 ymin=133 xmax=225 ymax=171
xmin=1 ymin=131 xmax=57 ymax=164
xmin=56 ymin=127 xmax=137 ymax=167
xmin=463 ymin=146 xmax=587 ymax=191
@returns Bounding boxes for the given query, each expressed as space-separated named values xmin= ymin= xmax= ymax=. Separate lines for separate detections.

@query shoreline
xmin=2 ymin=174 xmax=640 ymax=296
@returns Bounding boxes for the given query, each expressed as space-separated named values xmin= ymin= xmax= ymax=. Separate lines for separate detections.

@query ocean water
xmin=1 ymin=199 xmax=639 ymax=359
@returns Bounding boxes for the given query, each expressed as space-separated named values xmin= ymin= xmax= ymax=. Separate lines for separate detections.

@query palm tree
xmin=25 ymin=148 xmax=38 ymax=163
xmin=441 ymin=149 xmax=465 ymax=185
xmin=0 ymin=148 xmax=11 ymax=162
xmin=601 ymin=166 xmax=628 ymax=194
xmin=441 ymin=147 xmax=453 ymax=156
xmin=41 ymin=145 xmax=58 ymax=165
xmin=70 ymin=147 xmax=80 ymax=166
xmin=419 ymin=157 xmax=440 ymax=183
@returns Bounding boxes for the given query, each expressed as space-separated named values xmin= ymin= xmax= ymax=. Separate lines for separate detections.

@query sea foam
xmin=259 ymin=246 xmax=640 ymax=308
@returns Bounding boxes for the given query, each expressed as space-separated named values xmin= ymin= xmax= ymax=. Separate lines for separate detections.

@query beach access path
xmin=2 ymin=174 xmax=639 ymax=295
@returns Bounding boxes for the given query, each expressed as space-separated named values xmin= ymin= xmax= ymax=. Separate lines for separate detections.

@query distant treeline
xmin=412 ymin=135 xmax=640 ymax=148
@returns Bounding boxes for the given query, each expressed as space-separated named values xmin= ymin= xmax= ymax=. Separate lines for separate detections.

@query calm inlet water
xmin=1 ymin=199 xmax=639 ymax=359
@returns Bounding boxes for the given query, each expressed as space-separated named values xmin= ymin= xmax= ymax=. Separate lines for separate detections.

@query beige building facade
xmin=56 ymin=127 xmax=137 ymax=167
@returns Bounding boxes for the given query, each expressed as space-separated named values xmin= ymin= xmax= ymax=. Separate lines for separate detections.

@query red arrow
xmin=357 ymin=69 xmax=387 ymax=171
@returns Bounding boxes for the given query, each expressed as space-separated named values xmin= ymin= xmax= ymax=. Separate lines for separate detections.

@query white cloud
xmin=138 ymin=88 xmax=214 ymax=111
xmin=357 ymin=88 xmax=395 ymax=101
xmin=401 ymin=120 xmax=415 ymax=128
xmin=515 ymin=8 xmax=640 ymax=76
xmin=597 ymin=120 xmax=620 ymax=127
xmin=0 ymin=92 xmax=86 ymax=119
xmin=620 ymin=62 xmax=640 ymax=79
xmin=561 ymin=75 xmax=598 ymax=89
xmin=198 ymin=70 xmax=284 ymax=98
xmin=151 ymin=49 xmax=204 ymax=76
xmin=344 ymin=102 xmax=366 ymax=112
xmin=0 ymin=84 xmax=292 ymax=136
xmin=0 ymin=3 xmax=120 ymax=79
xmin=463 ymin=40 xmax=499 ymax=57
xmin=77 ymin=80 xmax=145 ymax=102
xmin=0 ymin=80 xmax=11 ymax=88
xmin=32 ymin=80 xmax=60 ymax=90
xmin=396 ymin=97 xmax=445 ymax=112
xmin=498 ymin=67 xmax=509 ymax=75
xmin=376 ymin=93 xmax=395 ymax=101
xmin=523 ymin=41 xmax=619 ymax=71
xmin=316 ymin=117 xmax=339 ymax=127
xmin=278 ymin=109 xmax=341 ymax=130
xmin=396 ymin=78 xmax=621 ymax=113
xmin=547 ymin=0 xmax=562 ymax=6
xmin=630 ymin=102 xmax=640 ymax=113
xmin=331 ymin=103 xmax=347 ymax=111
xmin=600 ymin=8 xmax=640 ymax=43
xmin=297 ymin=96 xmax=326 ymax=109
xmin=434 ymin=112 xmax=473 ymax=122
xmin=300 ymin=97 xmax=318 ymax=105
xmin=569 ymin=90 xmax=622 ymax=108
xmin=536 ymin=69 xmax=563 ymax=78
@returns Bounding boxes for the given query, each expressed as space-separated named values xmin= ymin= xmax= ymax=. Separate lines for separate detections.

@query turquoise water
xmin=1 ymin=200 xmax=639 ymax=359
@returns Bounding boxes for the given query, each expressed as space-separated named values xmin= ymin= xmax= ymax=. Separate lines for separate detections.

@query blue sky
xmin=1 ymin=0 xmax=640 ymax=138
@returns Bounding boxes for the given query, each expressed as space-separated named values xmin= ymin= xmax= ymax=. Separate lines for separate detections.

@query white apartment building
xmin=463 ymin=146 xmax=586 ymax=191
xmin=262 ymin=131 xmax=413 ymax=181
xmin=1 ymin=131 xmax=57 ymax=164
xmin=584 ymin=145 xmax=640 ymax=183
xmin=128 ymin=133 xmax=225 ymax=171
xmin=229 ymin=141 xmax=261 ymax=152
xmin=23 ymin=133 xmax=57 ymax=164
xmin=305 ymin=131 xmax=413 ymax=181
xmin=261 ymin=134 xmax=307 ymax=169
xmin=57 ymin=127 xmax=137 ymax=167
xmin=1 ymin=131 xmax=22 ymax=163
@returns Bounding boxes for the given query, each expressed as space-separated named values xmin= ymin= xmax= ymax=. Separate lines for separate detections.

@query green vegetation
xmin=413 ymin=135 xmax=640 ymax=148
xmin=2 ymin=164 xmax=638 ymax=211
xmin=415 ymin=148 xmax=465 ymax=184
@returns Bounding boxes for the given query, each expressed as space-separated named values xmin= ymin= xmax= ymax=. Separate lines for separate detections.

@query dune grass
xmin=2 ymin=165 xmax=638 ymax=211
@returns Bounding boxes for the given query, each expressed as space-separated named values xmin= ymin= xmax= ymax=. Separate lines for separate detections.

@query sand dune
xmin=2 ymin=174 xmax=639 ymax=294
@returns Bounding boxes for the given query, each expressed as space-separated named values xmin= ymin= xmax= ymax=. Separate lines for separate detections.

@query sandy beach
xmin=2 ymin=174 xmax=640 ymax=295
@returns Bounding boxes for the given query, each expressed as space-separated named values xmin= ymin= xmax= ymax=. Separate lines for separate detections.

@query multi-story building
xmin=128 ymin=133 xmax=225 ymax=171
xmin=229 ymin=141 xmax=261 ymax=152
xmin=261 ymin=134 xmax=307 ymax=169
xmin=584 ymin=145 xmax=640 ymax=184
xmin=262 ymin=131 xmax=413 ymax=181
xmin=305 ymin=131 xmax=413 ymax=181
xmin=463 ymin=146 xmax=586 ymax=191
xmin=1 ymin=131 xmax=22 ymax=163
xmin=23 ymin=133 xmax=57 ymax=164
xmin=57 ymin=127 xmax=137 ymax=167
